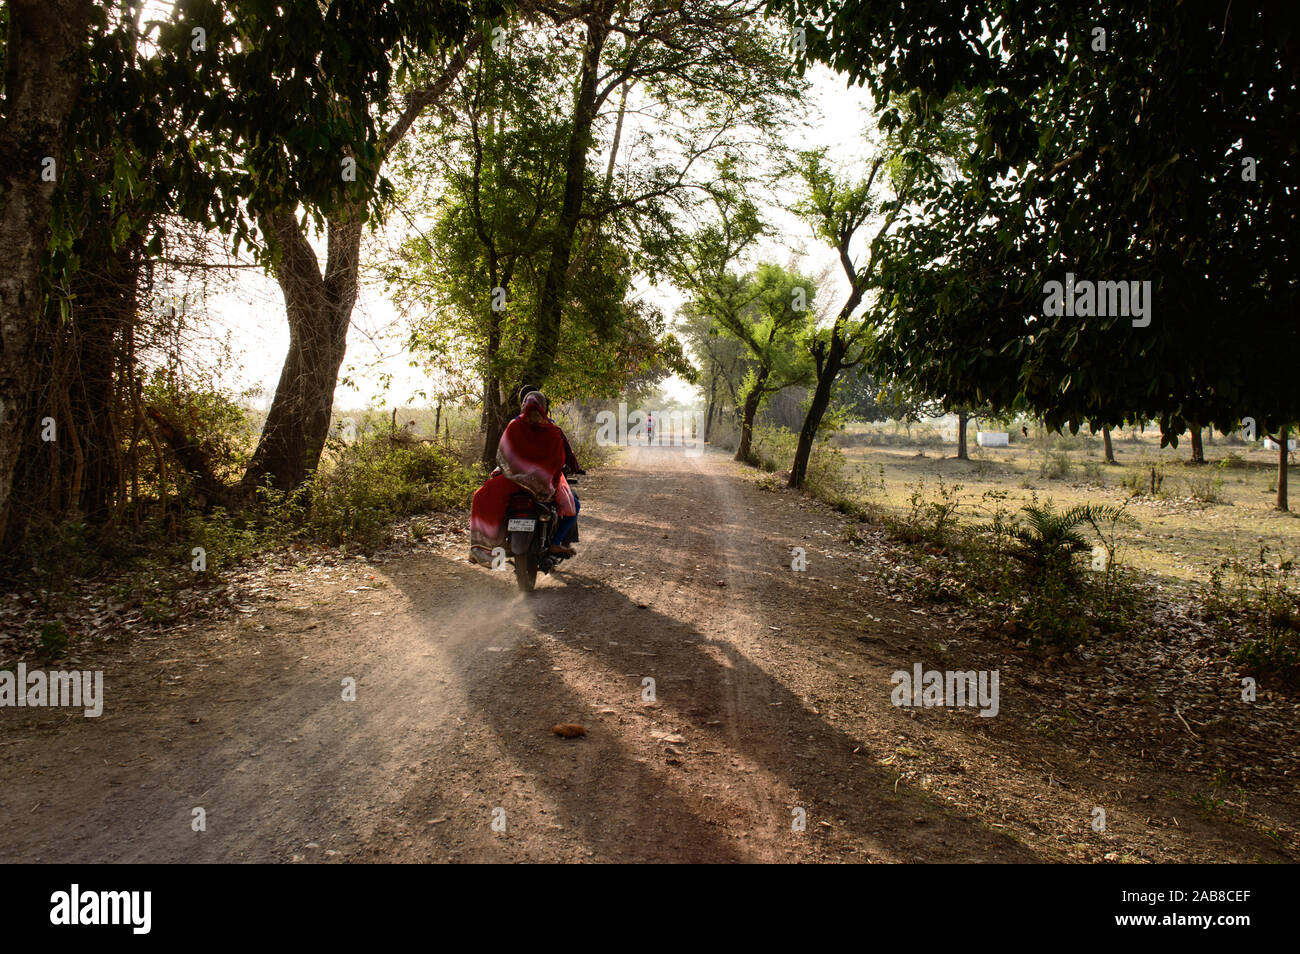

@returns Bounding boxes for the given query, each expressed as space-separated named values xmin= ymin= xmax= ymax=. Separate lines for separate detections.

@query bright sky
xmin=189 ymin=64 xmax=879 ymax=411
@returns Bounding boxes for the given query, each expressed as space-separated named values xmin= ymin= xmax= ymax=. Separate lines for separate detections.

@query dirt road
xmin=2 ymin=445 xmax=1295 ymax=862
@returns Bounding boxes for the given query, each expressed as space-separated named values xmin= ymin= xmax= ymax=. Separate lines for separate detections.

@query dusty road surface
xmin=2 ymin=445 xmax=1296 ymax=862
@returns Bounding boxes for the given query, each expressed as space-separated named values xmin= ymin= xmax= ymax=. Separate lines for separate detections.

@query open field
xmin=836 ymin=424 xmax=1300 ymax=591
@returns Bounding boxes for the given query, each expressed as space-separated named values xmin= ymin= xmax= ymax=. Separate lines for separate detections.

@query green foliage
xmin=718 ymin=264 xmax=818 ymax=423
xmin=1204 ymin=549 xmax=1300 ymax=689
xmin=891 ymin=478 xmax=963 ymax=547
xmin=833 ymin=366 xmax=942 ymax=424
xmin=775 ymin=0 xmax=1300 ymax=448
xmin=37 ymin=621 xmax=73 ymax=659
xmin=388 ymin=26 xmax=691 ymax=409
xmin=1011 ymin=503 xmax=1114 ymax=580
xmin=750 ymin=423 xmax=798 ymax=473
xmin=303 ymin=435 xmax=478 ymax=546
xmin=143 ymin=366 xmax=255 ymax=484
xmin=1038 ymin=450 xmax=1072 ymax=481
xmin=856 ymin=479 xmax=1140 ymax=645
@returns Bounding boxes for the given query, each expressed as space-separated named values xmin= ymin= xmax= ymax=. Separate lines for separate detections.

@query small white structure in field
xmin=977 ymin=431 xmax=1010 ymax=447
xmin=1264 ymin=438 xmax=1297 ymax=451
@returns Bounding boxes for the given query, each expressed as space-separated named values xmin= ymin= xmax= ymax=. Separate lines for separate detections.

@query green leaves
xmin=782 ymin=0 xmax=1299 ymax=442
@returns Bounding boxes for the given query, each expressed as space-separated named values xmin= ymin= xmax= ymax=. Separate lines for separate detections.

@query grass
xmin=836 ymin=423 xmax=1299 ymax=592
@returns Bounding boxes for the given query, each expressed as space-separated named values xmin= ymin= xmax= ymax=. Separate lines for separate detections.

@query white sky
xmin=189 ymin=65 xmax=879 ymax=411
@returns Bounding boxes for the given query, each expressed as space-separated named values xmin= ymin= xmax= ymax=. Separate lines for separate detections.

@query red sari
xmin=470 ymin=413 xmax=576 ymax=565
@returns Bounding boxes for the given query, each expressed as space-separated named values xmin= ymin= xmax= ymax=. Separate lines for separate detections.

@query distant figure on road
xmin=646 ymin=412 xmax=654 ymax=445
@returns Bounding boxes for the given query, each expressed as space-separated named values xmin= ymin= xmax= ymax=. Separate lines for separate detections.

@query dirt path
xmin=2 ymin=445 xmax=1295 ymax=862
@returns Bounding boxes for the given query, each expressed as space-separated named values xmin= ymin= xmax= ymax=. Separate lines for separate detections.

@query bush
xmin=888 ymin=478 xmax=963 ymax=546
xmin=806 ymin=440 xmax=886 ymax=511
xmin=142 ymin=365 xmax=256 ymax=487
xmin=750 ymin=423 xmax=798 ymax=472
xmin=1185 ymin=461 xmax=1226 ymax=504
xmin=37 ymin=621 xmax=72 ymax=658
xmin=304 ymin=435 xmax=478 ymax=546
xmin=552 ymin=406 xmax=616 ymax=470
xmin=1039 ymin=449 xmax=1073 ymax=480
xmin=1009 ymin=502 xmax=1128 ymax=582
xmin=1204 ymin=549 xmax=1300 ymax=689
xmin=875 ymin=486 xmax=1141 ymax=646
xmin=1121 ymin=461 xmax=1167 ymax=497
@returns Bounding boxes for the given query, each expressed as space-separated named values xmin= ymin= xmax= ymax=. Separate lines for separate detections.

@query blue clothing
xmin=554 ymin=492 xmax=580 ymax=545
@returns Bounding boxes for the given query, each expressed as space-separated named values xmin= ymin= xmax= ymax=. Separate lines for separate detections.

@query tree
xmin=2 ymin=0 xmax=503 ymax=554
xmin=775 ymin=0 xmax=1299 ymax=467
xmin=385 ymin=18 xmax=692 ymax=464
xmin=709 ymin=264 xmax=815 ymax=463
xmin=786 ymin=145 xmax=915 ymax=488
xmin=1267 ymin=426 xmax=1294 ymax=512
xmin=512 ymin=0 xmax=803 ymax=406
xmin=0 ymin=0 xmax=96 ymax=540
xmin=680 ymin=302 xmax=747 ymax=442
xmin=217 ymin=3 xmax=494 ymax=493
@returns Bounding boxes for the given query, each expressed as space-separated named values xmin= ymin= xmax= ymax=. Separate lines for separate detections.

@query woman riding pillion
xmin=469 ymin=389 xmax=582 ymax=566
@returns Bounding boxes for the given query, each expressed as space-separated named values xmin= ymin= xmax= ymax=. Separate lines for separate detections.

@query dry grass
xmin=837 ymin=423 xmax=1300 ymax=590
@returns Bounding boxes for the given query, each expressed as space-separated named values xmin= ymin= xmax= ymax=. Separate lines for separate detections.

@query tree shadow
xmin=390 ymin=560 xmax=1043 ymax=862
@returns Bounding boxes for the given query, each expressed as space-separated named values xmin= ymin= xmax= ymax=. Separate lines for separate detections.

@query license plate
xmin=507 ymin=518 xmax=536 ymax=532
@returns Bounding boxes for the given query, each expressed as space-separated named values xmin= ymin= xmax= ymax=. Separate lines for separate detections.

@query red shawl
xmin=469 ymin=413 xmax=575 ymax=564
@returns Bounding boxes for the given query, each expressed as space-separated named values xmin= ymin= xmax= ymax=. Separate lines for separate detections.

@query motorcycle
xmin=503 ymin=475 xmax=579 ymax=592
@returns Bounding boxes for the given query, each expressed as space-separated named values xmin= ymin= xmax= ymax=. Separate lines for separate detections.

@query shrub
xmin=37 ymin=621 xmax=72 ymax=658
xmin=1204 ymin=549 xmax=1300 ymax=688
xmin=1039 ymin=450 xmax=1073 ymax=480
xmin=750 ymin=423 xmax=798 ymax=473
xmin=1186 ymin=469 xmax=1225 ymax=504
xmin=1009 ymin=502 xmax=1129 ymax=582
xmin=889 ymin=478 xmax=963 ymax=546
xmin=1121 ymin=461 xmax=1167 ymax=497
xmin=304 ymin=435 xmax=478 ymax=546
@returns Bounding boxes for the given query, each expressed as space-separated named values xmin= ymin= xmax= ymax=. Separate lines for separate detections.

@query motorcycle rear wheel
xmin=514 ymin=553 xmax=538 ymax=592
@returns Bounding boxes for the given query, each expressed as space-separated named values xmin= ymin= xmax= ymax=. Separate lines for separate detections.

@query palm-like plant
xmin=1010 ymin=503 xmax=1127 ymax=578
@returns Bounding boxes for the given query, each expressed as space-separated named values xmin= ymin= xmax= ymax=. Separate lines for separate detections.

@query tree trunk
xmin=242 ymin=211 xmax=362 ymax=494
xmin=479 ymin=285 xmax=507 ymax=467
xmin=735 ymin=371 xmax=768 ymax=464
xmin=956 ymin=407 xmax=969 ymax=460
xmin=480 ymin=384 xmax=509 ymax=469
xmin=1102 ymin=425 xmax=1116 ymax=464
xmin=70 ymin=237 xmax=141 ymax=521
xmin=516 ymin=1 xmax=611 ymax=396
xmin=704 ymin=374 xmax=717 ymax=444
xmin=241 ymin=47 xmax=476 ymax=496
xmin=0 ymin=0 xmax=94 ymax=543
xmin=790 ymin=339 xmax=845 ymax=489
xmin=1190 ymin=424 xmax=1205 ymax=464
xmin=1277 ymin=426 xmax=1289 ymax=512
